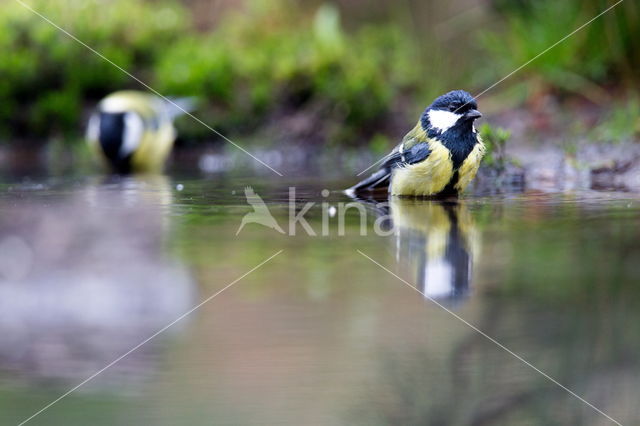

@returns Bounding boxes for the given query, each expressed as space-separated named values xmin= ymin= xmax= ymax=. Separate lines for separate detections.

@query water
xmin=0 ymin=174 xmax=638 ymax=425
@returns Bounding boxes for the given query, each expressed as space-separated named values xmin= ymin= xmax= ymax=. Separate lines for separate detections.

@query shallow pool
xmin=0 ymin=174 xmax=638 ymax=425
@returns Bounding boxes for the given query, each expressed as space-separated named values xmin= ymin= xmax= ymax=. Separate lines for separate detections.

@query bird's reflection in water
xmin=0 ymin=176 xmax=195 ymax=387
xmin=359 ymin=196 xmax=479 ymax=307
xmin=392 ymin=199 xmax=478 ymax=305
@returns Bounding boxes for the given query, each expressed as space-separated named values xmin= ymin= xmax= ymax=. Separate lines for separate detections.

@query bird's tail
xmin=345 ymin=168 xmax=391 ymax=196
xmin=165 ymin=97 xmax=198 ymax=119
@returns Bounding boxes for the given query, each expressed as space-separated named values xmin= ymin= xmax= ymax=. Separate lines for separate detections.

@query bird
xmin=236 ymin=187 xmax=285 ymax=235
xmin=347 ymin=90 xmax=485 ymax=198
xmin=86 ymin=91 xmax=194 ymax=173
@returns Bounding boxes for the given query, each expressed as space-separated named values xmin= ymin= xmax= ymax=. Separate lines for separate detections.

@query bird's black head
xmin=420 ymin=90 xmax=481 ymax=135
xmin=420 ymin=90 xmax=482 ymax=170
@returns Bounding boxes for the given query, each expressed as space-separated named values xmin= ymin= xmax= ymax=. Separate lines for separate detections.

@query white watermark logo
xmin=236 ymin=187 xmax=285 ymax=235
xmin=236 ymin=187 xmax=393 ymax=237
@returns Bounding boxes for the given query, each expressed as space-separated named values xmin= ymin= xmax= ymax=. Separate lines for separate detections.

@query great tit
xmin=348 ymin=90 xmax=485 ymax=197
xmin=86 ymin=91 xmax=193 ymax=173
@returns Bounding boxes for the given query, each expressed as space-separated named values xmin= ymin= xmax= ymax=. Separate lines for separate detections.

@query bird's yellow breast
xmin=390 ymin=139 xmax=454 ymax=196
xmin=130 ymin=123 xmax=176 ymax=173
xmin=454 ymin=138 xmax=486 ymax=192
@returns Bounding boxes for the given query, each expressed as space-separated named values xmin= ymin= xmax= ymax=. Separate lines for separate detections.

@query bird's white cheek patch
xmin=428 ymin=110 xmax=462 ymax=132
xmin=121 ymin=112 xmax=144 ymax=157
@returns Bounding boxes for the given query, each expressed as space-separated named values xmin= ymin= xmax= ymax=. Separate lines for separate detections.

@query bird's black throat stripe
xmin=98 ymin=112 xmax=132 ymax=173
xmin=427 ymin=124 xmax=478 ymax=170
xmin=427 ymin=123 xmax=479 ymax=196
xmin=439 ymin=170 xmax=460 ymax=197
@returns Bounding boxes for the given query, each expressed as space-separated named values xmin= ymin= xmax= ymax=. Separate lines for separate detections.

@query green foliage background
xmin=153 ymin=1 xmax=425 ymax=145
xmin=0 ymin=0 xmax=187 ymax=142
xmin=0 ymin=0 xmax=637 ymax=146
xmin=482 ymin=0 xmax=640 ymax=102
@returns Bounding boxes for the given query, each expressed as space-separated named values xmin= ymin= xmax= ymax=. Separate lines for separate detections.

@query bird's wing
xmin=348 ymin=124 xmax=431 ymax=194
xmin=401 ymin=142 xmax=432 ymax=165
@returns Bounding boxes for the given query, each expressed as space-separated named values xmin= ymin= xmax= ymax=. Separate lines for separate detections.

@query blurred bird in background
xmin=86 ymin=91 xmax=194 ymax=173
xmin=348 ymin=90 xmax=485 ymax=198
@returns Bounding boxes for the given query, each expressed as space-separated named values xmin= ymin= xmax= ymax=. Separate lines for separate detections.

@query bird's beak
xmin=464 ymin=109 xmax=482 ymax=120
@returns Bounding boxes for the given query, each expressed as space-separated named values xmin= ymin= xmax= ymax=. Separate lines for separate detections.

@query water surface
xmin=0 ymin=174 xmax=638 ymax=425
